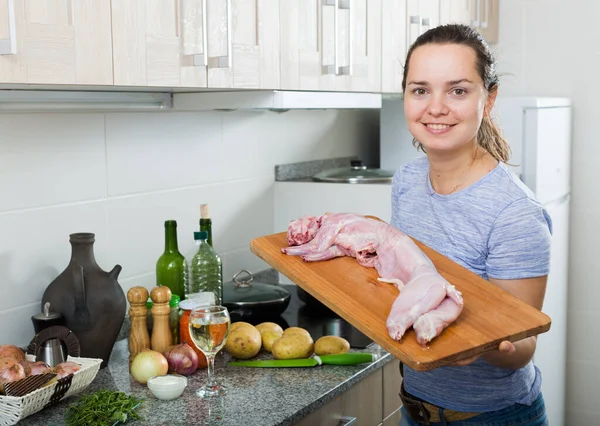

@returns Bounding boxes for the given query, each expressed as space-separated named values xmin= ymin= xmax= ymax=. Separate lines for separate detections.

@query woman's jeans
xmin=399 ymin=392 xmax=548 ymax=426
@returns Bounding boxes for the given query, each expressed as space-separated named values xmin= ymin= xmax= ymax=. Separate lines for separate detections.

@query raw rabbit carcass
xmin=282 ymin=213 xmax=464 ymax=345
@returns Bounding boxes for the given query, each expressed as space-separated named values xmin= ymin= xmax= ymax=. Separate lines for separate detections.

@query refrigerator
xmin=380 ymin=96 xmax=572 ymax=426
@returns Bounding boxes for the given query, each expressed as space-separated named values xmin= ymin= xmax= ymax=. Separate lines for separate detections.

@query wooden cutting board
xmin=250 ymin=230 xmax=551 ymax=371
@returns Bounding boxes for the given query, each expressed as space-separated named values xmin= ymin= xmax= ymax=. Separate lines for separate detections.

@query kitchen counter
xmin=19 ymin=338 xmax=392 ymax=426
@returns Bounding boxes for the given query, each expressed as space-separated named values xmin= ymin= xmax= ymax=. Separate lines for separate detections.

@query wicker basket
xmin=0 ymin=354 xmax=102 ymax=426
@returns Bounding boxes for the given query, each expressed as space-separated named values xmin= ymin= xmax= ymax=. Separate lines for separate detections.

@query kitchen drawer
xmin=383 ymin=359 xmax=403 ymax=418
xmin=294 ymin=368 xmax=383 ymax=426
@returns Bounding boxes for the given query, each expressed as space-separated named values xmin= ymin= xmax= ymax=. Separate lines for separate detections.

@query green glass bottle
xmin=199 ymin=203 xmax=213 ymax=247
xmin=156 ymin=220 xmax=187 ymax=301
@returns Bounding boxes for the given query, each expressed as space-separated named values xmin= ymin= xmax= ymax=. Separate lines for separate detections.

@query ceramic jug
xmin=42 ymin=233 xmax=125 ymax=368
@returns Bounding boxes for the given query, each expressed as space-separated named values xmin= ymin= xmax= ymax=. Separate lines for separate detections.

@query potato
xmin=272 ymin=333 xmax=314 ymax=360
xmin=255 ymin=322 xmax=284 ymax=336
xmin=261 ymin=331 xmax=283 ymax=353
xmin=282 ymin=327 xmax=312 ymax=340
xmin=314 ymin=336 xmax=350 ymax=356
xmin=231 ymin=321 xmax=255 ymax=332
xmin=224 ymin=325 xmax=262 ymax=359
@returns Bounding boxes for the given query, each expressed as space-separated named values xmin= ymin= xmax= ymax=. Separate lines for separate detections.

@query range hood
xmin=172 ymin=90 xmax=382 ymax=112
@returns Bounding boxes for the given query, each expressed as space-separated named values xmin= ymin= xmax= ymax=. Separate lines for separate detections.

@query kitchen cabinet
xmin=293 ymin=367 xmax=384 ymax=426
xmin=280 ymin=0 xmax=382 ymax=93
xmin=382 ymin=359 xmax=403 ymax=424
xmin=381 ymin=0 xmax=440 ymax=93
xmin=439 ymin=0 xmax=499 ymax=44
xmin=0 ymin=0 xmax=113 ymax=85
xmin=111 ymin=0 xmax=280 ymax=89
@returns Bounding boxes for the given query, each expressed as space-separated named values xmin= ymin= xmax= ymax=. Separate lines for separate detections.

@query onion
xmin=53 ymin=361 xmax=81 ymax=379
xmin=163 ymin=343 xmax=199 ymax=376
xmin=0 ymin=357 xmax=18 ymax=371
xmin=0 ymin=363 xmax=26 ymax=393
xmin=0 ymin=345 xmax=25 ymax=362
xmin=20 ymin=360 xmax=52 ymax=376
xmin=130 ymin=349 xmax=169 ymax=384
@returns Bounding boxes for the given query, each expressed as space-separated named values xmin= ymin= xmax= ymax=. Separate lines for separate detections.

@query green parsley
xmin=64 ymin=389 xmax=143 ymax=426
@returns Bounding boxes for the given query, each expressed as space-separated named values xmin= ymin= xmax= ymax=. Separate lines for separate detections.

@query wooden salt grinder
xmin=150 ymin=286 xmax=173 ymax=354
xmin=127 ymin=286 xmax=151 ymax=365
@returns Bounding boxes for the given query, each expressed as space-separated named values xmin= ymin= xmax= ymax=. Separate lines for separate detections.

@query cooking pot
xmin=222 ymin=270 xmax=291 ymax=318
xmin=311 ymin=160 xmax=395 ymax=184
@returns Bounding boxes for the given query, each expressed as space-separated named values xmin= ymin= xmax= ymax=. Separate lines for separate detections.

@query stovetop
xmin=228 ymin=284 xmax=373 ymax=349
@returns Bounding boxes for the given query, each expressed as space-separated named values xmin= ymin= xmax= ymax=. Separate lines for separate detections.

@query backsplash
xmin=0 ymin=109 xmax=378 ymax=347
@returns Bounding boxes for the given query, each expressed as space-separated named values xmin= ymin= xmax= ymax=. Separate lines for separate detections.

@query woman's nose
xmin=427 ymin=93 xmax=448 ymax=116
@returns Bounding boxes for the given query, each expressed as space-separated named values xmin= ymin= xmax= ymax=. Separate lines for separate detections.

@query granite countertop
xmin=19 ymin=338 xmax=392 ymax=426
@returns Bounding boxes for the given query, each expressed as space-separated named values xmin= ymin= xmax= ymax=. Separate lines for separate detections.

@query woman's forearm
xmin=482 ymin=337 xmax=537 ymax=369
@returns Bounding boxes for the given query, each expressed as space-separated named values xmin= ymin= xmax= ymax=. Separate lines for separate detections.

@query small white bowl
xmin=147 ymin=374 xmax=188 ymax=400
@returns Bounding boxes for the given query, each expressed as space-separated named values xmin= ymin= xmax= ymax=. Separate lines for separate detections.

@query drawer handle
xmin=192 ymin=0 xmax=209 ymax=66
xmin=338 ymin=416 xmax=357 ymax=425
xmin=208 ymin=0 xmax=232 ymax=69
xmin=0 ymin=0 xmax=17 ymax=55
xmin=322 ymin=0 xmax=352 ymax=76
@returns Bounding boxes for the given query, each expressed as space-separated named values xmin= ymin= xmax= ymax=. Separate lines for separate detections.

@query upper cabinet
xmin=111 ymin=0 xmax=280 ymax=89
xmin=440 ymin=0 xmax=499 ymax=44
xmin=381 ymin=0 xmax=440 ymax=94
xmin=0 ymin=0 xmax=113 ymax=85
xmin=280 ymin=0 xmax=381 ymax=93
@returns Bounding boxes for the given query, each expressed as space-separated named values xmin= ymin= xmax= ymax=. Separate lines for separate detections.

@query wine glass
xmin=188 ymin=305 xmax=231 ymax=398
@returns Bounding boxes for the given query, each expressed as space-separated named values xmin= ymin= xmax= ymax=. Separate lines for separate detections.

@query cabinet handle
xmin=480 ymin=0 xmax=489 ymax=28
xmin=338 ymin=0 xmax=352 ymax=76
xmin=190 ymin=0 xmax=209 ymax=67
xmin=471 ymin=0 xmax=481 ymax=27
xmin=408 ymin=15 xmax=421 ymax=46
xmin=421 ymin=17 xmax=431 ymax=34
xmin=338 ymin=417 xmax=357 ymax=425
xmin=207 ymin=0 xmax=232 ymax=68
xmin=0 ymin=0 xmax=17 ymax=55
xmin=322 ymin=0 xmax=351 ymax=75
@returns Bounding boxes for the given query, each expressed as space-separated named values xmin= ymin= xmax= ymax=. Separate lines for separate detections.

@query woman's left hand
xmin=450 ymin=340 xmax=516 ymax=366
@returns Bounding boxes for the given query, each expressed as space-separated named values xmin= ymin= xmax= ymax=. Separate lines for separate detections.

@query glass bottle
xmin=188 ymin=231 xmax=223 ymax=305
xmin=156 ymin=220 xmax=187 ymax=301
xmin=199 ymin=204 xmax=213 ymax=247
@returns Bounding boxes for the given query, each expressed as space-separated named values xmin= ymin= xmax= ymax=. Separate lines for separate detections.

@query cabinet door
xmin=0 ymin=0 xmax=112 ymax=85
xmin=206 ymin=0 xmax=280 ymax=89
xmin=348 ymin=0 xmax=382 ymax=92
xmin=381 ymin=0 xmax=407 ymax=93
xmin=111 ymin=0 xmax=206 ymax=87
xmin=474 ymin=0 xmax=498 ymax=44
xmin=406 ymin=0 xmax=440 ymax=46
xmin=439 ymin=0 xmax=472 ymax=25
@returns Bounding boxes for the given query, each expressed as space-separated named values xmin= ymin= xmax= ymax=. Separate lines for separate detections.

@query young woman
xmin=393 ymin=24 xmax=551 ymax=426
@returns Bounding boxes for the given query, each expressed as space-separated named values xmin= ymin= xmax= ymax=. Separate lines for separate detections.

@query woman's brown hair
xmin=401 ymin=24 xmax=511 ymax=163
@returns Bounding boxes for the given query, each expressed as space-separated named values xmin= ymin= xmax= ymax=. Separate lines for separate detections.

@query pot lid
xmin=223 ymin=270 xmax=291 ymax=306
xmin=312 ymin=160 xmax=394 ymax=184
xmin=31 ymin=302 xmax=62 ymax=321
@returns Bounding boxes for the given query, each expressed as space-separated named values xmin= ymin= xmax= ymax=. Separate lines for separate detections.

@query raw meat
xmin=283 ymin=213 xmax=464 ymax=344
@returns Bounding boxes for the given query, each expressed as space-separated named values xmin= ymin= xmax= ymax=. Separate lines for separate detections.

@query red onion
xmin=20 ymin=360 xmax=52 ymax=376
xmin=53 ymin=361 xmax=81 ymax=379
xmin=163 ymin=343 xmax=198 ymax=376
xmin=0 ymin=345 xmax=25 ymax=362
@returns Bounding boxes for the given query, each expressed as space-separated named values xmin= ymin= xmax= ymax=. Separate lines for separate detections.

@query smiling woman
xmin=390 ymin=24 xmax=552 ymax=426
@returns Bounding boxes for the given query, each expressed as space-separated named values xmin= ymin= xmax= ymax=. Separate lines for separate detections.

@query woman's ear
xmin=484 ymin=85 xmax=498 ymax=117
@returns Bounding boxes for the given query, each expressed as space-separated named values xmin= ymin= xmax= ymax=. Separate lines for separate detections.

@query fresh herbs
xmin=64 ymin=389 xmax=143 ymax=426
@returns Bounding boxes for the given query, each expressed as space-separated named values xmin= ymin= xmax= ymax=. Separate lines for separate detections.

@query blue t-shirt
xmin=391 ymin=156 xmax=553 ymax=412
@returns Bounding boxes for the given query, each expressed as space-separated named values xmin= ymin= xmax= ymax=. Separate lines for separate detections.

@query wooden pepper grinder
xmin=150 ymin=286 xmax=173 ymax=354
xmin=127 ymin=286 xmax=151 ymax=366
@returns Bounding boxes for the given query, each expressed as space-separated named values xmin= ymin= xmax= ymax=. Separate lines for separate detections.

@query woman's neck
xmin=428 ymin=143 xmax=496 ymax=195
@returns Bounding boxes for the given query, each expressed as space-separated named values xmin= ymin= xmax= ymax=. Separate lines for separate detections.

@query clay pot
xmin=42 ymin=233 xmax=125 ymax=368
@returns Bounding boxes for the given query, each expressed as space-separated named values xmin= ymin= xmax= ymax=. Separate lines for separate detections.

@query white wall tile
xmin=565 ymin=361 xmax=600 ymax=414
xmin=0 ymin=201 xmax=108 ymax=312
xmin=566 ymin=310 xmax=600 ymax=364
xmin=105 ymin=112 xmax=223 ymax=196
xmin=220 ymin=247 xmax=270 ymax=283
xmin=0 ymin=303 xmax=41 ymax=347
xmin=0 ymin=114 xmax=106 ymax=212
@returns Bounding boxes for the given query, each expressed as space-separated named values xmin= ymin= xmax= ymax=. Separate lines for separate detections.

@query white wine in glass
xmin=189 ymin=305 xmax=231 ymax=397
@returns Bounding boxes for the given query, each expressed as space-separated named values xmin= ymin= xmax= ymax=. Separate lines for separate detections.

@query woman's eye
xmin=413 ymin=88 xmax=427 ymax=96
xmin=452 ymin=88 xmax=466 ymax=96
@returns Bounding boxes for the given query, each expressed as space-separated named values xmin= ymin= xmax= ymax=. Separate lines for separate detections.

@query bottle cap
xmin=194 ymin=231 xmax=208 ymax=240
xmin=146 ymin=298 xmax=152 ymax=310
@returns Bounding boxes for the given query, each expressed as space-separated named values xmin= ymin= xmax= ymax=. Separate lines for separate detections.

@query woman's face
xmin=403 ymin=43 xmax=494 ymax=154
